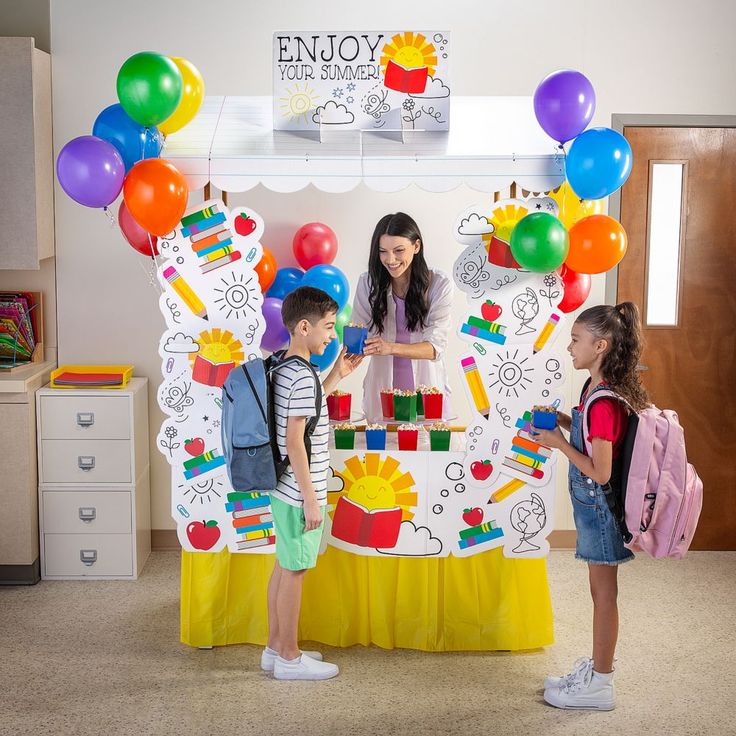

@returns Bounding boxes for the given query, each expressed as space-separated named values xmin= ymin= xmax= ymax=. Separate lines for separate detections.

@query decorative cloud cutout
xmin=327 ymin=467 xmax=345 ymax=494
xmin=312 ymin=101 xmax=355 ymax=125
xmin=458 ymin=213 xmax=495 ymax=236
xmin=164 ymin=332 xmax=200 ymax=354
xmin=409 ymin=77 xmax=450 ymax=99
xmin=377 ymin=521 xmax=443 ymax=557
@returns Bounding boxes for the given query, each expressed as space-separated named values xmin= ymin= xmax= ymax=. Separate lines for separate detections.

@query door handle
xmin=76 ymin=412 xmax=95 ymax=428
xmin=80 ymin=549 xmax=97 ymax=566
xmin=78 ymin=456 xmax=96 ymax=471
xmin=78 ymin=507 xmax=96 ymax=522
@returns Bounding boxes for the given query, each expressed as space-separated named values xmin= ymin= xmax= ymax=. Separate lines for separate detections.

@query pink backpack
xmin=583 ymin=387 xmax=703 ymax=559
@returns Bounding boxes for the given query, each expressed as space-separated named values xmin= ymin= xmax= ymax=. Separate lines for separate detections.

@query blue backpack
xmin=221 ymin=351 xmax=322 ymax=492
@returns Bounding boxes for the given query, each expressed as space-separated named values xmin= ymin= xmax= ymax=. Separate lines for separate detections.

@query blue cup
xmin=343 ymin=325 xmax=368 ymax=355
xmin=532 ymin=409 xmax=557 ymax=430
xmin=365 ymin=428 xmax=387 ymax=450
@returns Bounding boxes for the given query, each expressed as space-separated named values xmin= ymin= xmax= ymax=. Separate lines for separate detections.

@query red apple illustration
xmin=481 ymin=300 xmax=503 ymax=323
xmin=462 ymin=507 xmax=484 ymax=527
xmin=186 ymin=520 xmax=220 ymax=550
xmin=234 ymin=212 xmax=257 ymax=236
xmin=470 ymin=459 xmax=493 ymax=481
xmin=184 ymin=437 xmax=205 ymax=457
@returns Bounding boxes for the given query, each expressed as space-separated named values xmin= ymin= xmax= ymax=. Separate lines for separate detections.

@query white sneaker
xmin=544 ymin=661 xmax=615 ymax=711
xmin=273 ymin=653 xmax=339 ymax=681
xmin=544 ymin=656 xmax=592 ymax=690
xmin=261 ymin=647 xmax=323 ymax=672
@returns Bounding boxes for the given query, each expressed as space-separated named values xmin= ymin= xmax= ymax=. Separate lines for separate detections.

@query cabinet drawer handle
xmin=78 ymin=456 xmax=96 ymax=471
xmin=76 ymin=412 xmax=95 ymax=427
xmin=80 ymin=549 xmax=97 ymax=566
xmin=78 ymin=507 xmax=97 ymax=522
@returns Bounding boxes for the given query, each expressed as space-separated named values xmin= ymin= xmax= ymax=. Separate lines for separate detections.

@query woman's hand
xmin=363 ymin=336 xmax=394 ymax=357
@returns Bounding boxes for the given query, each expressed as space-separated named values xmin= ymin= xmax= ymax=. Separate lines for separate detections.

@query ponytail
xmin=576 ymin=302 xmax=650 ymax=412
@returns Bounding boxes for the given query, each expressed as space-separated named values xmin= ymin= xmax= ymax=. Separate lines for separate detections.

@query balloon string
xmin=103 ymin=205 xmax=117 ymax=227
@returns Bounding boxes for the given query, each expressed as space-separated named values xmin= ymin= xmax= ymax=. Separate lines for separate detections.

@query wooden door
xmin=618 ymin=126 xmax=736 ymax=549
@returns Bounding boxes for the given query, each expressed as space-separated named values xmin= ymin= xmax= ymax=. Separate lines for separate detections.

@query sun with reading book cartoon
xmin=330 ymin=453 xmax=418 ymax=549
xmin=380 ymin=32 xmax=437 ymax=94
xmin=190 ymin=328 xmax=244 ymax=388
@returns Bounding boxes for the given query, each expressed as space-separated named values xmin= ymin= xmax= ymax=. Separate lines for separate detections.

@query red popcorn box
xmin=423 ymin=393 xmax=444 ymax=420
xmin=327 ymin=392 xmax=352 ymax=421
xmin=487 ymin=235 xmax=521 ymax=269
xmin=380 ymin=390 xmax=395 ymax=419
xmin=397 ymin=428 xmax=419 ymax=451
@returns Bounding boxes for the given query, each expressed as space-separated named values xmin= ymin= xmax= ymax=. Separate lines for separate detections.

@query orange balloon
xmin=254 ymin=247 xmax=277 ymax=292
xmin=566 ymin=214 xmax=628 ymax=274
xmin=123 ymin=159 xmax=188 ymax=236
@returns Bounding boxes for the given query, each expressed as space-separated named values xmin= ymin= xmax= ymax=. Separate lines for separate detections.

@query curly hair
xmin=367 ymin=212 xmax=430 ymax=335
xmin=575 ymin=302 xmax=650 ymax=412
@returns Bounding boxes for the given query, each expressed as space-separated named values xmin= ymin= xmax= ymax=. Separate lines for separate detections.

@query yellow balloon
xmin=158 ymin=57 xmax=205 ymax=135
xmin=549 ymin=181 xmax=604 ymax=230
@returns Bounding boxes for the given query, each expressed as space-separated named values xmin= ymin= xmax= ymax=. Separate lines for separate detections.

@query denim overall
xmin=569 ymin=404 xmax=634 ymax=565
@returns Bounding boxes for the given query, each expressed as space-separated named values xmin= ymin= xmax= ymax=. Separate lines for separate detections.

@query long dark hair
xmin=576 ymin=302 xmax=650 ymax=412
xmin=367 ymin=212 xmax=430 ymax=335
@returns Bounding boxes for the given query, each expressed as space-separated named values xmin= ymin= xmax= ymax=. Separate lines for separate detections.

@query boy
xmin=261 ymin=286 xmax=362 ymax=680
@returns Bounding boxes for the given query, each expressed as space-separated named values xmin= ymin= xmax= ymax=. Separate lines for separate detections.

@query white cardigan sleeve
xmin=352 ymin=272 xmax=374 ymax=333
xmin=422 ymin=270 xmax=454 ymax=361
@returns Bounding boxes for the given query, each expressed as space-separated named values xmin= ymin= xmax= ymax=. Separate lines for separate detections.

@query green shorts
xmin=270 ymin=495 xmax=326 ymax=571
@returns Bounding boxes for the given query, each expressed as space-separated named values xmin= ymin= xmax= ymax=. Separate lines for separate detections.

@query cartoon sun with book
xmin=190 ymin=328 xmax=244 ymax=387
xmin=330 ymin=453 xmax=418 ymax=549
xmin=487 ymin=201 xmax=529 ymax=243
xmin=380 ymin=32 xmax=437 ymax=94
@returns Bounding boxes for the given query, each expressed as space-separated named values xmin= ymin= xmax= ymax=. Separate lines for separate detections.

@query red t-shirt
xmin=577 ymin=388 xmax=628 ymax=458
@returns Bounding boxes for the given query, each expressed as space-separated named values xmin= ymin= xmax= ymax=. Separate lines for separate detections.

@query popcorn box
xmin=429 ymin=428 xmax=451 ymax=451
xmin=365 ymin=428 xmax=387 ymax=450
xmin=416 ymin=391 xmax=424 ymax=415
xmin=380 ymin=390 xmax=395 ymax=419
xmin=327 ymin=392 xmax=352 ymax=421
xmin=423 ymin=392 xmax=444 ymax=420
xmin=397 ymin=428 xmax=419 ymax=451
xmin=393 ymin=393 xmax=417 ymax=422
xmin=532 ymin=409 xmax=557 ymax=430
xmin=334 ymin=428 xmax=356 ymax=450
xmin=342 ymin=325 xmax=368 ymax=355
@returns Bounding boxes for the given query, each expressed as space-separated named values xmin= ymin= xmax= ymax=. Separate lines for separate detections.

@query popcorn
xmin=333 ymin=422 xmax=356 ymax=431
xmin=427 ymin=422 xmax=450 ymax=432
xmin=417 ymin=385 xmax=441 ymax=394
xmin=366 ymin=423 xmax=385 ymax=430
xmin=330 ymin=389 xmax=350 ymax=397
xmin=346 ymin=322 xmax=366 ymax=328
xmin=398 ymin=423 xmax=418 ymax=431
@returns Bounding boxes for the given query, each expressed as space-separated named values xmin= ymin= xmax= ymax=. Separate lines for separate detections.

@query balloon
xmin=533 ymin=69 xmax=596 ymax=144
xmin=118 ymin=200 xmax=158 ymax=256
xmin=510 ymin=213 xmax=569 ymax=273
xmin=254 ymin=247 xmax=278 ymax=292
xmin=566 ymin=215 xmax=628 ymax=274
xmin=158 ymin=57 xmax=205 ymax=135
xmin=123 ymin=158 xmax=188 ymax=236
xmin=301 ymin=264 xmax=350 ymax=310
xmin=311 ymin=337 xmax=340 ymax=371
xmin=261 ymin=297 xmax=290 ymax=352
xmin=116 ymin=52 xmax=182 ymax=127
xmin=56 ymin=135 xmax=125 ymax=208
xmin=293 ymin=222 xmax=338 ymax=270
xmin=566 ymin=128 xmax=633 ymax=200
xmin=548 ymin=181 xmax=604 ymax=230
xmin=557 ymin=265 xmax=592 ymax=313
xmin=92 ymin=103 xmax=162 ymax=173
xmin=266 ymin=267 xmax=304 ymax=300
xmin=335 ymin=303 xmax=352 ymax=341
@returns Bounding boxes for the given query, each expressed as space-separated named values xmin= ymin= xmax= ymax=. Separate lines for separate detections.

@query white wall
xmin=51 ymin=0 xmax=736 ymax=530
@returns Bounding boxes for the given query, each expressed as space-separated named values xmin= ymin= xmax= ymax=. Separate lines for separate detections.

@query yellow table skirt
xmin=181 ymin=546 xmax=554 ymax=651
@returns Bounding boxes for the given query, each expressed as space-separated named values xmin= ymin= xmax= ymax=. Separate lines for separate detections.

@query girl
xmin=352 ymin=212 xmax=454 ymax=421
xmin=533 ymin=302 xmax=649 ymax=711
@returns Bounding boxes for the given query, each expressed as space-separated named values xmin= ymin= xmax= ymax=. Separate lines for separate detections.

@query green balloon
xmin=117 ymin=52 xmax=183 ymax=127
xmin=335 ymin=304 xmax=352 ymax=341
xmin=510 ymin=212 xmax=569 ymax=273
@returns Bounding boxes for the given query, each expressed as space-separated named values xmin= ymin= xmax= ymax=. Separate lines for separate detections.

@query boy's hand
xmin=532 ymin=426 xmax=566 ymax=449
xmin=303 ymin=498 xmax=323 ymax=532
xmin=334 ymin=346 xmax=363 ymax=379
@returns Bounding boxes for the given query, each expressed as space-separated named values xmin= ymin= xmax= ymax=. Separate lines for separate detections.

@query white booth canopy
xmin=163 ymin=96 xmax=566 ymax=194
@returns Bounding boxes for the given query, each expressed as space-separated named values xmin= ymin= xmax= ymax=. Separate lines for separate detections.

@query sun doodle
xmin=279 ymin=83 xmax=319 ymax=123
xmin=178 ymin=476 xmax=224 ymax=505
xmin=190 ymin=328 xmax=244 ymax=368
xmin=212 ymin=271 xmax=259 ymax=320
xmin=380 ymin=32 xmax=437 ymax=75
xmin=486 ymin=202 xmax=530 ymax=243
xmin=488 ymin=348 xmax=534 ymax=399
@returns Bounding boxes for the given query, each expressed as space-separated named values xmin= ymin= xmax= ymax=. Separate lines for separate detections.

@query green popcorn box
xmin=429 ymin=425 xmax=451 ymax=451
xmin=333 ymin=426 xmax=356 ymax=449
xmin=393 ymin=392 xmax=417 ymax=422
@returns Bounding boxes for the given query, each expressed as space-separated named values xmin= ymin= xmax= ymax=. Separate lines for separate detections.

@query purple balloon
xmin=261 ymin=297 xmax=290 ymax=352
xmin=56 ymin=135 xmax=125 ymax=208
xmin=533 ymin=70 xmax=596 ymax=145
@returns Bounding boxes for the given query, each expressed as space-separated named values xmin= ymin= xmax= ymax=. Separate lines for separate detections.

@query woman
xmin=352 ymin=212 xmax=454 ymax=421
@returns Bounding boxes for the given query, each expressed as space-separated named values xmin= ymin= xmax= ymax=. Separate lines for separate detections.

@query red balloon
xmin=558 ymin=264 xmax=592 ymax=313
xmin=255 ymin=247 xmax=277 ymax=292
xmin=123 ymin=158 xmax=188 ymax=236
xmin=118 ymin=200 xmax=158 ymax=256
xmin=293 ymin=222 xmax=338 ymax=270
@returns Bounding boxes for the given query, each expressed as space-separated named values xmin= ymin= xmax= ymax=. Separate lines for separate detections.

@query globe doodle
xmin=512 ymin=287 xmax=539 ymax=335
xmin=510 ymin=492 xmax=547 ymax=553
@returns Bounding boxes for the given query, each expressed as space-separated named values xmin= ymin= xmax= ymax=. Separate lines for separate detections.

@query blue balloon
xmin=300 ymin=264 xmax=350 ymax=310
xmin=92 ymin=103 xmax=162 ymax=173
xmin=311 ymin=337 xmax=340 ymax=371
xmin=266 ymin=267 xmax=304 ymax=300
xmin=565 ymin=127 xmax=633 ymax=200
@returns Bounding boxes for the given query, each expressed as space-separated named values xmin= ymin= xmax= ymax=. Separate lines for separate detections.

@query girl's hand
xmin=333 ymin=346 xmax=363 ymax=379
xmin=363 ymin=336 xmax=394 ymax=357
xmin=532 ymin=426 xmax=566 ymax=449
